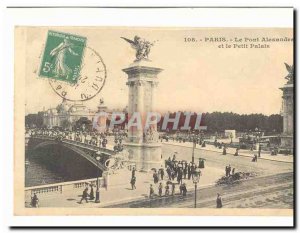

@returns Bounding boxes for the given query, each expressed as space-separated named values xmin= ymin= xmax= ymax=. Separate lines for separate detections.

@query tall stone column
xmin=280 ymin=63 xmax=294 ymax=153
xmin=123 ymin=60 xmax=163 ymax=171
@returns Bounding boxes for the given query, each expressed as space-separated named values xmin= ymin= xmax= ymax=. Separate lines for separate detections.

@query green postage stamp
xmin=39 ymin=30 xmax=87 ymax=84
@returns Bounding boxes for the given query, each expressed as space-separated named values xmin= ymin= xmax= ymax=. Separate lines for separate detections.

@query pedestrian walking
xmin=183 ymin=163 xmax=187 ymax=179
xmin=31 ymin=193 xmax=39 ymax=208
xmin=172 ymin=153 xmax=176 ymax=161
xmin=79 ymin=187 xmax=89 ymax=204
xmin=153 ymin=171 xmax=159 ymax=184
xmin=131 ymin=176 xmax=136 ymax=190
xmin=159 ymin=167 xmax=165 ymax=180
xmin=131 ymin=167 xmax=136 ymax=178
xmin=216 ymin=193 xmax=223 ymax=208
xmin=177 ymin=168 xmax=183 ymax=184
xmin=234 ymin=148 xmax=239 ymax=156
xmin=182 ymin=183 xmax=187 ymax=197
xmin=166 ymin=166 xmax=172 ymax=180
xmin=188 ymin=164 xmax=191 ymax=180
xmin=223 ymin=146 xmax=227 ymax=155
xmin=165 ymin=184 xmax=170 ymax=196
xmin=89 ymin=184 xmax=95 ymax=200
xmin=158 ymin=183 xmax=163 ymax=197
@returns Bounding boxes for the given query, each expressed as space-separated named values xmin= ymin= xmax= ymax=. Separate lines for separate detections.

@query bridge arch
xmin=28 ymin=137 xmax=110 ymax=172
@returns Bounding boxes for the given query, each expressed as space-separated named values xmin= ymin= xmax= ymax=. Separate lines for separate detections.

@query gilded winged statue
xmin=121 ymin=36 xmax=154 ymax=61
xmin=284 ymin=63 xmax=294 ymax=84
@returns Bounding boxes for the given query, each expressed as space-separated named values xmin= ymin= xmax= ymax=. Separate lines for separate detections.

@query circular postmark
xmin=49 ymin=46 xmax=107 ymax=102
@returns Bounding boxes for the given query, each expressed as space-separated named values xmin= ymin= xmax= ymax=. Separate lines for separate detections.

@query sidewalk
xmin=163 ymin=141 xmax=293 ymax=163
xmin=32 ymin=165 xmax=223 ymax=208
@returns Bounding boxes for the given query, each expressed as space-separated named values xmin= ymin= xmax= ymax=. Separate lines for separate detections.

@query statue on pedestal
xmin=284 ymin=63 xmax=294 ymax=84
xmin=121 ymin=36 xmax=155 ymax=61
xmin=121 ymin=36 xmax=163 ymax=171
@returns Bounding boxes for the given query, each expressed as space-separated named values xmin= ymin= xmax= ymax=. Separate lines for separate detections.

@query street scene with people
xmin=22 ymin=29 xmax=293 ymax=211
xmin=25 ymin=124 xmax=293 ymax=209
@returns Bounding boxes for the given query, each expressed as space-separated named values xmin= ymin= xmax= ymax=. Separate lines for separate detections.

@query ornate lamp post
xmin=95 ymin=151 xmax=101 ymax=203
xmin=255 ymin=127 xmax=262 ymax=158
xmin=191 ymin=131 xmax=199 ymax=164
xmin=193 ymin=168 xmax=201 ymax=208
xmin=25 ymin=132 xmax=31 ymax=172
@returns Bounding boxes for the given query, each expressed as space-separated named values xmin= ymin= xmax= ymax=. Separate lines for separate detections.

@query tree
xmin=61 ymin=119 xmax=72 ymax=130
xmin=75 ymin=117 xmax=92 ymax=131
xmin=25 ymin=111 xmax=44 ymax=128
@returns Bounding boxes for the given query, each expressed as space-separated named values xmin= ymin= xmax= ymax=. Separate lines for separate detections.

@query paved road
xmin=104 ymin=172 xmax=293 ymax=208
xmin=162 ymin=144 xmax=293 ymax=177
xmin=103 ymin=143 xmax=293 ymax=208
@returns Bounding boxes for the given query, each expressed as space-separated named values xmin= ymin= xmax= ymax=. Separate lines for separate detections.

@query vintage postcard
xmin=14 ymin=25 xmax=294 ymax=218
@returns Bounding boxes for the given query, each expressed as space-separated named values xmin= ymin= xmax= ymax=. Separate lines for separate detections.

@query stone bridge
xmin=27 ymin=135 xmax=117 ymax=172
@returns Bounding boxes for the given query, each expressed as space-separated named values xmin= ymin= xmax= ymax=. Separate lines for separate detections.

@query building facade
xmin=42 ymin=99 xmax=127 ymax=130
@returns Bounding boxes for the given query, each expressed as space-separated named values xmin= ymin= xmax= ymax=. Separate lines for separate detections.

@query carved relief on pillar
xmin=282 ymin=95 xmax=293 ymax=114
xmin=151 ymin=81 xmax=159 ymax=88
xmin=126 ymin=80 xmax=148 ymax=87
xmin=135 ymin=80 xmax=142 ymax=87
xmin=143 ymin=127 xmax=160 ymax=143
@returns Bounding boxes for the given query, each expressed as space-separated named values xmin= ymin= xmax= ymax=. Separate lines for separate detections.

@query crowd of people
xmin=160 ymin=133 xmax=206 ymax=146
xmin=27 ymin=128 xmax=126 ymax=152
xmin=146 ymin=158 xmax=223 ymax=208
xmin=144 ymin=153 xmax=202 ymax=199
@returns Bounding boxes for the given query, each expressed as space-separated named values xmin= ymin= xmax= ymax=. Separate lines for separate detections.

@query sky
xmin=22 ymin=27 xmax=293 ymax=115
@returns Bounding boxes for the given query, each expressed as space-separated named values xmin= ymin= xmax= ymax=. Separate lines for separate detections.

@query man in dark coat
xmin=182 ymin=183 xmax=187 ymax=196
xmin=89 ymin=184 xmax=95 ymax=200
xmin=31 ymin=193 xmax=39 ymax=208
xmin=79 ymin=187 xmax=89 ymax=204
xmin=131 ymin=167 xmax=136 ymax=178
xmin=166 ymin=166 xmax=172 ymax=180
xmin=223 ymin=146 xmax=227 ymax=155
xmin=216 ymin=193 xmax=223 ymax=208
xmin=131 ymin=176 xmax=136 ymax=190
xmin=183 ymin=164 xmax=187 ymax=179
xmin=158 ymin=183 xmax=163 ymax=197
xmin=153 ymin=171 xmax=159 ymax=184
xmin=177 ymin=168 xmax=183 ymax=184
xmin=165 ymin=184 xmax=170 ymax=196
xmin=159 ymin=167 xmax=165 ymax=180
xmin=187 ymin=164 xmax=191 ymax=180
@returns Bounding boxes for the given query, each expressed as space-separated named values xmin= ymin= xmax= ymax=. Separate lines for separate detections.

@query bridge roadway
xmin=28 ymin=135 xmax=117 ymax=171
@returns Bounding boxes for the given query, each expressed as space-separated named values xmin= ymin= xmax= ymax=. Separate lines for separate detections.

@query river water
xmin=25 ymin=158 xmax=66 ymax=187
xmin=25 ymin=145 xmax=100 ymax=187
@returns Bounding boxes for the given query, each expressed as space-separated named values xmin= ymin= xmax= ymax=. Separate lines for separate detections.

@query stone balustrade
xmin=30 ymin=135 xmax=115 ymax=153
xmin=25 ymin=177 xmax=106 ymax=203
